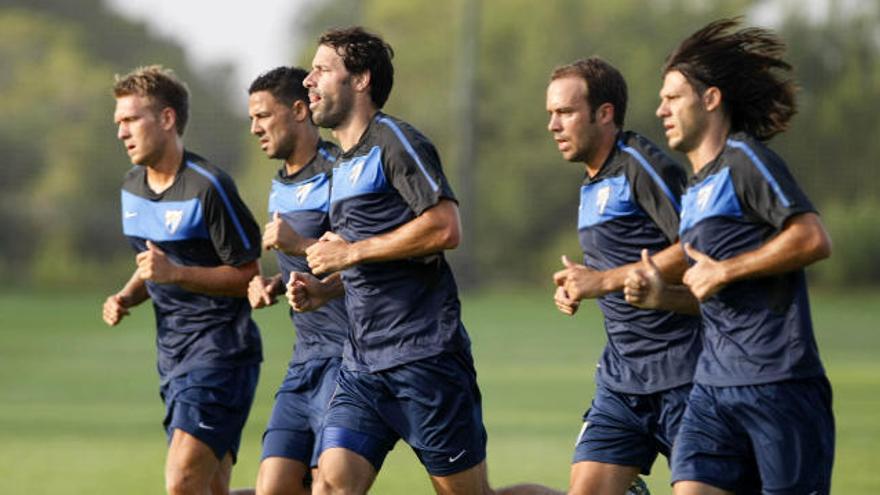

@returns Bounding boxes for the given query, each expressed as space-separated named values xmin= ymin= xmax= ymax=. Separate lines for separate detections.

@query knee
xmin=256 ymin=477 xmax=308 ymax=495
xmin=165 ymin=467 xmax=202 ymax=495
xmin=311 ymin=472 xmax=360 ymax=495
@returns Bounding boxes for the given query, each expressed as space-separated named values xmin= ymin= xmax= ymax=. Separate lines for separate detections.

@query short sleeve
xmin=202 ymin=173 xmax=262 ymax=266
xmin=626 ymin=151 xmax=687 ymax=243
xmin=727 ymin=141 xmax=815 ymax=229
xmin=377 ymin=118 xmax=457 ymax=215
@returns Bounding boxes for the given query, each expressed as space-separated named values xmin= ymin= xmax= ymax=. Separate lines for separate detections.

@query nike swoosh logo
xmin=448 ymin=449 xmax=466 ymax=463
xmin=124 ymin=211 xmax=138 ymax=219
xmin=197 ymin=421 xmax=215 ymax=430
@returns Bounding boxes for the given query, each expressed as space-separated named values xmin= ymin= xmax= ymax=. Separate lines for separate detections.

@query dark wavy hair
xmin=248 ymin=66 xmax=310 ymax=106
xmin=318 ymin=26 xmax=395 ymax=108
xmin=662 ymin=17 xmax=797 ymax=140
xmin=551 ymin=56 xmax=628 ymax=127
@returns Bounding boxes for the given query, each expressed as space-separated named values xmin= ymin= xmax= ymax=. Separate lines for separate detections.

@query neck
xmin=146 ymin=137 xmax=184 ymax=193
xmin=284 ymin=128 xmax=321 ymax=176
xmin=584 ymin=129 xmax=618 ymax=178
xmin=687 ymin=119 xmax=730 ymax=174
xmin=335 ymin=100 xmax=379 ymax=152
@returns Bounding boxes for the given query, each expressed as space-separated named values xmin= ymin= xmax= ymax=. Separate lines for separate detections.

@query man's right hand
xmin=102 ymin=294 xmax=131 ymax=326
xmin=287 ymin=272 xmax=332 ymax=313
xmin=248 ymin=275 xmax=280 ymax=309
xmin=624 ymin=249 xmax=667 ymax=309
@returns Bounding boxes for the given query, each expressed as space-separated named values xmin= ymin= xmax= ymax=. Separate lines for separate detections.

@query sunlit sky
xmin=103 ymin=0 xmax=871 ymax=100
xmin=104 ymin=0 xmax=317 ymax=93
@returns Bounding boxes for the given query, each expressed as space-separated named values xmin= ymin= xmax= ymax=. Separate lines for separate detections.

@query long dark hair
xmin=663 ymin=17 xmax=797 ymax=140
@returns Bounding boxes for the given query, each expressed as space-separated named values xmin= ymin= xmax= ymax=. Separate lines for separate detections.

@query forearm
xmin=280 ymin=237 xmax=318 ymax=257
xmin=653 ymin=284 xmax=701 ymax=315
xmin=118 ymin=271 xmax=150 ymax=306
xmin=717 ymin=213 xmax=831 ymax=284
xmin=349 ymin=200 xmax=460 ymax=265
xmin=595 ymin=243 xmax=689 ymax=295
xmin=174 ymin=260 xmax=259 ymax=297
xmin=319 ymin=272 xmax=345 ymax=300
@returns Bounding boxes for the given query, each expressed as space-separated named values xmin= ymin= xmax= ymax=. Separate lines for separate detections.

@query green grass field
xmin=1 ymin=288 xmax=878 ymax=493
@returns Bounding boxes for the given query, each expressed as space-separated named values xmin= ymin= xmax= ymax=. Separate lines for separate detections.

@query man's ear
xmin=596 ymin=102 xmax=616 ymax=125
xmin=703 ymin=86 xmax=723 ymax=112
xmin=292 ymin=100 xmax=310 ymax=122
xmin=352 ymin=70 xmax=371 ymax=94
xmin=159 ymin=107 xmax=177 ymax=133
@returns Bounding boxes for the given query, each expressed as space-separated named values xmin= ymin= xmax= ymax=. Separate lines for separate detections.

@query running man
xmin=548 ymin=57 xmax=700 ymax=494
xmin=244 ymin=66 xmax=349 ymax=495
xmin=103 ymin=65 xmax=262 ymax=495
xmin=626 ymin=18 xmax=835 ymax=494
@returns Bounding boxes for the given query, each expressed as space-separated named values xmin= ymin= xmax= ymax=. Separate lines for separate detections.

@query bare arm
xmin=683 ymin=212 xmax=831 ymax=301
xmin=102 ymin=269 xmax=150 ymax=326
xmin=624 ymin=249 xmax=701 ymax=315
xmin=306 ymin=199 xmax=460 ymax=275
xmin=552 ymin=241 xmax=689 ymax=303
xmin=287 ymin=271 xmax=345 ymax=312
xmin=263 ymin=212 xmax=318 ymax=256
xmin=136 ymin=241 xmax=258 ymax=297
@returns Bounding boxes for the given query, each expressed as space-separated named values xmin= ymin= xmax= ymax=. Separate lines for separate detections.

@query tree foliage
xmin=1 ymin=0 xmax=877 ymax=288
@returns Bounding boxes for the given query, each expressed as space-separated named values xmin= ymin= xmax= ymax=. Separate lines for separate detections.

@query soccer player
xmin=626 ymin=18 xmax=834 ymax=494
xmin=244 ymin=66 xmax=349 ymax=495
xmin=546 ymin=57 xmax=701 ymax=494
xmin=102 ymin=65 xmax=263 ymax=495
xmin=294 ymin=26 xmax=493 ymax=495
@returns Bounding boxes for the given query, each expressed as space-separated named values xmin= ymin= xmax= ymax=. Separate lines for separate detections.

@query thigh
xmin=255 ymin=456 xmax=309 ymax=495
xmin=739 ymin=378 xmax=835 ymax=494
xmin=164 ymin=365 xmax=260 ymax=462
xmin=430 ymin=460 xmax=492 ymax=495
xmin=671 ymin=384 xmax=757 ymax=493
xmin=569 ymin=461 xmax=641 ymax=495
xmin=383 ymin=352 xmax=488 ymax=477
xmin=320 ymin=367 xmax=398 ymax=472
xmin=262 ymin=359 xmax=340 ymax=466
xmin=166 ymin=428 xmax=224 ymax=493
xmin=313 ymin=447 xmax=377 ymax=495
xmin=572 ymin=385 xmax=659 ymax=474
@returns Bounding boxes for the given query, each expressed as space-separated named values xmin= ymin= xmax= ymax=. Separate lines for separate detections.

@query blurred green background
xmin=2 ymin=0 xmax=878 ymax=289
xmin=1 ymin=0 xmax=878 ymax=492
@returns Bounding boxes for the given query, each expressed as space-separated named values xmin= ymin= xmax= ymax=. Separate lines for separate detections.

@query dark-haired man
xmin=547 ymin=57 xmax=700 ymax=495
xmin=244 ymin=66 xmax=349 ymax=495
xmin=296 ymin=26 xmax=493 ymax=495
xmin=103 ymin=65 xmax=262 ymax=495
xmin=625 ymin=18 xmax=834 ymax=494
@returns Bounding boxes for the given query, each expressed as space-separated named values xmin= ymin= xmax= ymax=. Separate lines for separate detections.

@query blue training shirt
xmin=329 ymin=112 xmax=470 ymax=372
xmin=578 ymin=131 xmax=702 ymax=394
xmin=267 ymin=139 xmax=349 ymax=364
xmin=679 ymin=131 xmax=826 ymax=386
xmin=120 ymin=150 xmax=263 ymax=383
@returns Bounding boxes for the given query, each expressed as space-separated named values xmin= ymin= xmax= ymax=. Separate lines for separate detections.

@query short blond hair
xmin=113 ymin=65 xmax=189 ymax=135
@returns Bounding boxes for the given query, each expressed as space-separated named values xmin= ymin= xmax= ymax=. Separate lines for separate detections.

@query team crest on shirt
xmin=349 ymin=161 xmax=365 ymax=185
xmin=164 ymin=209 xmax=184 ymax=234
xmin=697 ymin=184 xmax=715 ymax=212
xmin=595 ymin=186 xmax=611 ymax=215
xmin=295 ymin=182 xmax=315 ymax=204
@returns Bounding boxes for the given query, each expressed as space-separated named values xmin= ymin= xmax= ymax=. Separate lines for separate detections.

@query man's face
xmin=546 ymin=76 xmax=603 ymax=163
xmin=248 ymin=90 xmax=297 ymax=160
xmin=303 ymin=44 xmax=355 ymax=129
xmin=657 ymin=70 xmax=707 ymax=153
xmin=113 ymin=94 xmax=168 ymax=166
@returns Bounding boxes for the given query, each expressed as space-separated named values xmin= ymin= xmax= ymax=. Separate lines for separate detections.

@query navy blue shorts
xmin=261 ymin=357 xmax=341 ymax=466
xmin=321 ymin=351 xmax=487 ymax=476
xmin=573 ymin=382 xmax=691 ymax=474
xmin=671 ymin=377 xmax=835 ymax=494
xmin=160 ymin=365 xmax=260 ymax=462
